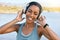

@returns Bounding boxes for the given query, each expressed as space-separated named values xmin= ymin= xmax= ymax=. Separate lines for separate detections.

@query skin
xmin=0 ymin=5 xmax=59 ymax=40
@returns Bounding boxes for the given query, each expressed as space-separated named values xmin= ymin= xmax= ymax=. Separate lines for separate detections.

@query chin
xmin=27 ymin=20 xmax=34 ymax=24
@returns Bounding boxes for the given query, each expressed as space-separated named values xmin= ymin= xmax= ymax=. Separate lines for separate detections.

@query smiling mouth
xmin=28 ymin=17 xmax=33 ymax=21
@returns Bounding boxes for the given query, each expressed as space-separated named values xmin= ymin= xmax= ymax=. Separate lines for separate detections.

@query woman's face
xmin=26 ymin=5 xmax=40 ymax=23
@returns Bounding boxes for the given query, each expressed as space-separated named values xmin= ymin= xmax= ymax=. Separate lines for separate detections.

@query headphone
xmin=24 ymin=1 xmax=42 ymax=19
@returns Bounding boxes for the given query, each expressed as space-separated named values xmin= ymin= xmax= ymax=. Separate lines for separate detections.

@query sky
xmin=0 ymin=0 xmax=60 ymax=7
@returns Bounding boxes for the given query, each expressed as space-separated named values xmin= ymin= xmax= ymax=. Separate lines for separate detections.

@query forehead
xmin=28 ymin=5 xmax=39 ymax=12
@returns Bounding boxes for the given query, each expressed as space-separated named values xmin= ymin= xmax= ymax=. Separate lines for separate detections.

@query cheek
xmin=34 ymin=15 xmax=38 ymax=20
xmin=26 ymin=12 xmax=30 ymax=16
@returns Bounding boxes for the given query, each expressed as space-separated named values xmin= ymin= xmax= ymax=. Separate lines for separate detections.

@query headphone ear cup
xmin=24 ymin=3 xmax=29 ymax=14
xmin=22 ymin=3 xmax=26 ymax=14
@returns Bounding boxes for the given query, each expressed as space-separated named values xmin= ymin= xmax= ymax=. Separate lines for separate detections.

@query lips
xmin=28 ymin=17 xmax=33 ymax=21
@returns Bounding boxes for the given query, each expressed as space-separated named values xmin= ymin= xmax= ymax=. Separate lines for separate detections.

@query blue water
xmin=0 ymin=12 xmax=60 ymax=40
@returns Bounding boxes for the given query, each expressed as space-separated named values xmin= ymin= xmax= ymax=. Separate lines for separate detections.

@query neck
xmin=25 ymin=22 xmax=35 ymax=28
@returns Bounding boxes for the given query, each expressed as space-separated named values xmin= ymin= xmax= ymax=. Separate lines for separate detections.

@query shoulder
xmin=13 ymin=24 xmax=20 ymax=32
xmin=15 ymin=23 xmax=25 ymax=32
xmin=15 ymin=23 xmax=25 ymax=28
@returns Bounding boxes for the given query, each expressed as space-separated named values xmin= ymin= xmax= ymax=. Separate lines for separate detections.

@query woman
xmin=0 ymin=1 xmax=59 ymax=40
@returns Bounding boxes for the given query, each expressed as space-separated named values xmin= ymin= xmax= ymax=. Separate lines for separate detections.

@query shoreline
xmin=0 ymin=6 xmax=60 ymax=13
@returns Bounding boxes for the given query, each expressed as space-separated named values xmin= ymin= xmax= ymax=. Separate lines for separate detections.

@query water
xmin=0 ymin=12 xmax=60 ymax=40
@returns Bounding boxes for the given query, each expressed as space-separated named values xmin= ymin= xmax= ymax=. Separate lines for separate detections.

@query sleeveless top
xmin=16 ymin=23 xmax=40 ymax=40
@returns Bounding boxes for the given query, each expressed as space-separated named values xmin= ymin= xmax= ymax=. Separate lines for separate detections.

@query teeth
xmin=29 ymin=18 xmax=32 ymax=20
xmin=28 ymin=17 xmax=32 ymax=20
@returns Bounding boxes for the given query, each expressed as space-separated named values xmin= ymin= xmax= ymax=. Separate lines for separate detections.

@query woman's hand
xmin=16 ymin=10 xmax=24 ymax=22
xmin=0 ymin=10 xmax=25 ymax=34
xmin=37 ymin=16 xmax=60 ymax=40
xmin=38 ymin=16 xmax=47 ymax=26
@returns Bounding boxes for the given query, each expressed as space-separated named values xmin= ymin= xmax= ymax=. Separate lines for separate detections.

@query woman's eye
xmin=35 ymin=14 xmax=38 ymax=15
xmin=28 ymin=10 xmax=32 ymax=13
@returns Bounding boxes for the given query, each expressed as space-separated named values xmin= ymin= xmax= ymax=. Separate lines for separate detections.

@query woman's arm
xmin=40 ymin=25 xmax=60 ymax=40
xmin=44 ymin=26 xmax=60 ymax=40
xmin=38 ymin=26 xmax=51 ymax=40
xmin=0 ymin=19 xmax=19 ymax=34
xmin=38 ymin=16 xmax=60 ymax=40
xmin=0 ymin=10 xmax=24 ymax=34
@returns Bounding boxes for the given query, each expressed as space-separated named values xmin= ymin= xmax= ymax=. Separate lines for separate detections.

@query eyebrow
xmin=28 ymin=9 xmax=32 ymax=11
xmin=28 ymin=8 xmax=39 ymax=14
xmin=28 ymin=9 xmax=38 ymax=13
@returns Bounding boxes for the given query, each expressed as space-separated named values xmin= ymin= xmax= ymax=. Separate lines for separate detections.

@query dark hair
xmin=25 ymin=1 xmax=42 ymax=19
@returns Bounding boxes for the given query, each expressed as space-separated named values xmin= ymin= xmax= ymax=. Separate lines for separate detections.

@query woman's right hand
xmin=16 ymin=9 xmax=24 ymax=22
xmin=0 ymin=9 xmax=25 ymax=34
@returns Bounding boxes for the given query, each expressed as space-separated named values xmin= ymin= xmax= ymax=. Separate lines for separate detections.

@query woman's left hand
xmin=37 ymin=16 xmax=47 ymax=27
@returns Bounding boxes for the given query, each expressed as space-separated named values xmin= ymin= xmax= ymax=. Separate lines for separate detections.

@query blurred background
xmin=0 ymin=0 xmax=60 ymax=40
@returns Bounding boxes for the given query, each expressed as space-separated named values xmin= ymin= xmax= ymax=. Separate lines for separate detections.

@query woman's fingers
xmin=37 ymin=16 xmax=47 ymax=26
xmin=18 ymin=9 xmax=24 ymax=16
xmin=38 ymin=16 xmax=46 ymax=21
xmin=16 ymin=9 xmax=25 ymax=21
xmin=38 ymin=16 xmax=43 ymax=21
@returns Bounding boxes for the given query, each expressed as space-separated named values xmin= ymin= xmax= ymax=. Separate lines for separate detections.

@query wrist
xmin=14 ymin=19 xmax=19 ymax=22
xmin=43 ymin=23 xmax=49 ymax=28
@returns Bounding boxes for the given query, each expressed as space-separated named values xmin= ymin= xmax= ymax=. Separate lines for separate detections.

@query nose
xmin=30 ymin=13 xmax=34 ymax=18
